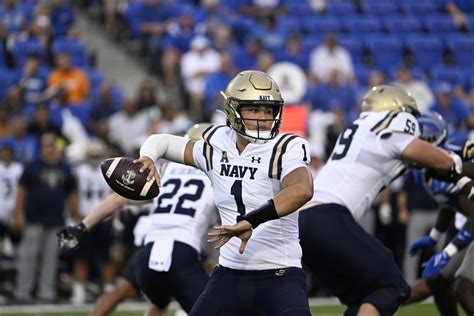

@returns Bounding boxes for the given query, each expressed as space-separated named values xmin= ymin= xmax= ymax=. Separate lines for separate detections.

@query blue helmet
xmin=418 ymin=111 xmax=449 ymax=146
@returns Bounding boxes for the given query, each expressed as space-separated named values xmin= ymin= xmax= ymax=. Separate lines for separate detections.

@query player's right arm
xmin=134 ymin=134 xmax=197 ymax=183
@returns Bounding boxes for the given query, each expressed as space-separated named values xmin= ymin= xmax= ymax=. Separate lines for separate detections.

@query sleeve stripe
xmin=370 ymin=111 xmax=401 ymax=136
xmin=203 ymin=142 xmax=213 ymax=171
xmin=268 ymin=134 xmax=298 ymax=179
xmin=202 ymin=125 xmax=224 ymax=171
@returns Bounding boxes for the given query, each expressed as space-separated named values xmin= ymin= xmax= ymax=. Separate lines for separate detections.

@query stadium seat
xmin=52 ymin=38 xmax=87 ymax=67
xmin=363 ymin=1 xmax=398 ymax=16
xmin=445 ymin=35 xmax=474 ymax=67
xmin=325 ymin=2 xmax=357 ymax=16
xmin=285 ymin=2 xmax=314 ymax=16
xmin=365 ymin=35 xmax=404 ymax=72
xmin=303 ymin=16 xmax=341 ymax=35
xmin=302 ymin=35 xmax=323 ymax=54
xmin=342 ymin=15 xmax=382 ymax=34
xmin=423 ymin=14 xmax=458 ymax=34
xmin=399 ymin=0 xmax=437 ymax=15
xmin=11 ymin=39 xmax=47 ymax=68
xmin=430 ymin=65 xmax=465 ymax=86
xmin=276 ymin=16 xmax=301 ymax=37
xmin=405 ymin=35 xmax=444 ymax=72
xmin=383 ymin=15 xmax=422 ymax=33
xmin=85 ymin=68 xmax=105 ymax=98
xmin=338 ymin=36 xmax=364 ymax=65
xmin=0 ymin=70 xmax=19 ymax=101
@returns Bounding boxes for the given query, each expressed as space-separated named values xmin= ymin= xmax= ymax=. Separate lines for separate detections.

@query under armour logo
xmin=221 ymin=151 xmax=229 ymax=163
xmin=251 ymin=156 xmax=261 ymax=164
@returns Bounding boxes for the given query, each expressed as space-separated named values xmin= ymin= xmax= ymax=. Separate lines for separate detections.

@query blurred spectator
xmin=308 ymin=144 xmax=325 ymax=178
xmin=307 ymin=69 xmax=357 ymax=120
xmin=107 ymin=97 xmax=150 ymax=155
xmin=13 ymin=132 xmax=79 ymax=303
xmin=249 ymin=12 xmax=285 ymax=52
xmin=255 ymin=50 xmax=275 ymax=73
xmin=392 ymin=66 xmax=434 ymax=113
xmin=18 ymin=54 xmax=49 ymax=110
xmin=356 ymin=69 xmax=387 ymax=104
xmin=48 ymin=89 xmax=89 ymax=162
xmin=147 ymin=102 xmax=191 ymax=136
xmin=429 ymin=82 xmax=469 ymax=131
xmin=50 ymin=0 xmax=75 ymax=37
xmin=181 ymin=35 xmax=221 ymax=121
xmin=0 ymin=107 xmax=12 ymax=139
xmin=71 ymin=139 xmax=114 ymax=304
xmin=441 ymin=0 xmax=474 ymax=29
xmin=276 ymin=35 xmax=309 ymax=71
xmin=139 ymin=0 xmax=174 ymax=72
xmin=3 ymin=117 xmax=38 ymax=163
xmin=203 ymin=52 xmax=238 ymax=121
xmin=29 ymin=4 xmax=53 ymax=64
xmin=4 ymin=87 xmax=24 ymax=118
xmin=48 ymin=52 xmax=90 ymax=104
xmin=309 ymin=33 xmax=355 ymax=85
xmin=232 ymin=37 xmax=264 ymax=71
xmin=27 ymin=103 xmax=63 ymax=139
xmin=89 ymin=83 xmax=118 ymax=135
xmin=0 ymin=0 xmax=28 ymax=38
xmin=0 ymin=140 xmax=23 ymax=255
xmin=135 ymin=78 xmax=158 ymax=111
xmin=211 ymin=24 xmax=237 ymax=53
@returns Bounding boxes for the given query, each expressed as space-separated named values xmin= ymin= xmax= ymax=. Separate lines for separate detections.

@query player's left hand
xmin=208 ymin=220 xmax=253 ymax=254
xmin=422 ymin=251 xmax=451 ymax=279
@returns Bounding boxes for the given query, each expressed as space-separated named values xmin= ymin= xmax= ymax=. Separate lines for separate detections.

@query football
xmin=101 ymin=157 xmax=159 ymax=200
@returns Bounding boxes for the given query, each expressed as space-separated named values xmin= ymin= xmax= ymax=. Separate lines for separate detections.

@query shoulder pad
xmin=371 ymin=111 xmax=419 ymax=138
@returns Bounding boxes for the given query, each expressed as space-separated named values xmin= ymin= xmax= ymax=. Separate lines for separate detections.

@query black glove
xmin=57 ymin=222 xmax=88 ymax=250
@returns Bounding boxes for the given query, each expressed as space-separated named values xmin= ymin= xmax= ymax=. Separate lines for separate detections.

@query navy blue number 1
xmin=231 ymin=180 xmax=245 ymax=216
xmin=332 ymin=124 xmax=359 ymax=161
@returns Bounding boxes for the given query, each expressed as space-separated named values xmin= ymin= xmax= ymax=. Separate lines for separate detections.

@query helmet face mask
xmin=222 ymin=71 xmax=284 ymax=144
xmin=418 ymin=112 xmax=449 ymax=147
xmin=360 ymin=85 xmax=419 ymax=116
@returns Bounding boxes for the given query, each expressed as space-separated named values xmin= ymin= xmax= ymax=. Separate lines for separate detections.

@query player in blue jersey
xmin=402 ymin=112 xmax=474 ymax=315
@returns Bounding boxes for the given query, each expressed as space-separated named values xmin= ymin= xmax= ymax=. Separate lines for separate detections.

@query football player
xmin=136 ymin=70 xmax=313 ymax=315
xmin=58 ymin=123 xmax=216 ymax=315
xmin=70 ymin=139 xmax=114 ymax=304
xmin=403 ymin=112 xmax=474 ymax=315
xmin=298 ymin=85 xmax=473 ymax=316
xmin=0 ymin=140 xmax=23 ymax=254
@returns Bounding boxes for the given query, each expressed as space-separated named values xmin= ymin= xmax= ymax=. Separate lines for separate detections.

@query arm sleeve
xmin=139 ymin=134 xmax=189 ymax=163
xmin=281 ymin=137 xmax=311 ymax=180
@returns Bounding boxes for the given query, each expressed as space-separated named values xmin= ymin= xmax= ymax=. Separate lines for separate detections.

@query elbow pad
xmin=139 ymin=134 xmax=189 ymax=163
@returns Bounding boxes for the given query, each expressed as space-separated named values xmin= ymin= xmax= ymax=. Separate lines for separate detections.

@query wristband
xmin=238 ymin=199 xmax=279 ymax=228
xmin=429 ymin=228 xmax=441 ymax=241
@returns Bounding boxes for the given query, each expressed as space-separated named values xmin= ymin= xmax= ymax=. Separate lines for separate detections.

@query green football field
xmin=1 ymin=303 xmax=468 ymax=316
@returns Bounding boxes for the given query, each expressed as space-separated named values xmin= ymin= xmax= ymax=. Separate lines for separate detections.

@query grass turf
xmin=2 ymin=303 xmax=464 ymax=316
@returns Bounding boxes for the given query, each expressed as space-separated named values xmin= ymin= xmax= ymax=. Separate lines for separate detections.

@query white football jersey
xmin=76 ymin=163 xmax=112 ymax=217
xmin=0 ymin=161 xmax=23 ymax=221
xmin=193 ymin=126 xmax=310 ymax=270
xmin=144 ymin=162 xmax=216 ymax=253
xmin=312 ymin=110 xmax=419 ymax=219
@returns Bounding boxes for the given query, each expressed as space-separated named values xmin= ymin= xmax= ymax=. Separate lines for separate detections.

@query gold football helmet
xmin=185 ymin=122 xmax=212 ymax=141
xmin=360 ymin=85 xmax=419 ymax=115
xmin=221 ymin=70 xmax=284 ymax=144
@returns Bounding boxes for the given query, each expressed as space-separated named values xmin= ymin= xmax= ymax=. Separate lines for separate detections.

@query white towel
xmin=148 ymin=239 xmax=174 ymax=272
